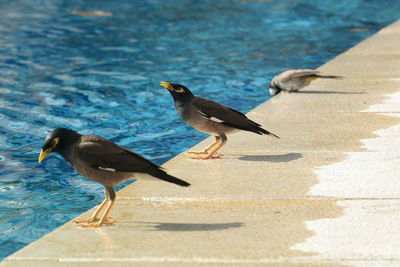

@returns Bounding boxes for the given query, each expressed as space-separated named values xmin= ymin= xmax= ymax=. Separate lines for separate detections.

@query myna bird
xmin=269 ymin=69 xmax=343 ymax=96
xmin=38 ymin=128 xmax=190 ymax=227
xmin=160 ymin=82 xmax=279 ymax=160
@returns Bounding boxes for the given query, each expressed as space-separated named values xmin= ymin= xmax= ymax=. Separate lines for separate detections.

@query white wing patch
xmin=208 ymin=117 xmax=225 ymax=123
xmin=198 ymin=110 xmax=209 ymax=118
xmin=198 ymin=111 xmax=225 ymax=123
xmin=98 ymin=166 xmax=116 ymax=172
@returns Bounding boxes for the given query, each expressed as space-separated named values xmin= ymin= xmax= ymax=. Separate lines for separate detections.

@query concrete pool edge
xmin=2 ymin=20 xmax=400 ymax=266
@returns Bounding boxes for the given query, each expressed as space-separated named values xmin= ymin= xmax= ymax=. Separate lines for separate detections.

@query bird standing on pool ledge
xmin=38 ymin=128 xmax=190 ymax=227
xmin=269 ymin=69 xmax=343 ymax=96
xmin=160 ymin=82 xmax=279 ymax=160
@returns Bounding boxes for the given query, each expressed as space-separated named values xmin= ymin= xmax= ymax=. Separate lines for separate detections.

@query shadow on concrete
xmin=239 ymin=153 xmax=303 ymax=162
xmin=295 ymin=90 xmax=366 ymax=94
xmin=138 ymin=221 xmax=243 ymax=232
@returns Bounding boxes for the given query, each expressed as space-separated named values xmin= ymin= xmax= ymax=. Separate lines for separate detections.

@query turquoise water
xmin=0 ymin=0 xmax=399 ymax=260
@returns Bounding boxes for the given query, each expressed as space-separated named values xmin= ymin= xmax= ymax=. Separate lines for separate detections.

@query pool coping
xmin=2 ymin=20 xmax=400 ymax=267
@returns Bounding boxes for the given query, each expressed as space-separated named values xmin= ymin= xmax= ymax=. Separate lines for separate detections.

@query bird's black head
xmin=38 ymin=128 xmax=81 ymax=163
xmin=268 ymin=82 xmax=282 ymax=96
xmin=160 ymin=81 xmax=194 ymax=102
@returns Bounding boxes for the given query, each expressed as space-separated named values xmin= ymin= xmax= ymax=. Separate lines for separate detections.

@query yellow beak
xmin=160 ymin=81 xmax=174 ymax=91
xmin=38 ymin=149 xmax=51 ymax=163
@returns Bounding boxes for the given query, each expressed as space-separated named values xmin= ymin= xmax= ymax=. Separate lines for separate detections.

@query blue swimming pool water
xmin=0 ymin=0 xmax=399 ymax=260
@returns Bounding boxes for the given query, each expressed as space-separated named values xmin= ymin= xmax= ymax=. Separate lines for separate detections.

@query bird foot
xmin=102 ymin=217 xmax=117 ymax=225
xmin=79 ymin=222 xmax=103 ymax=228
xmin=186 ymin=151 xmax=208 ymax=154
xmin=73 ymin=218 xmax=96 ymax=224
xmin=74 ymin=217 xmax=116 ymax=227
xmin=190 ymin=154 xmax=221 ymax=160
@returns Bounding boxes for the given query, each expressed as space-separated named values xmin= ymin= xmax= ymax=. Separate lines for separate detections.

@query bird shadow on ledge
xmin=295 ymin=90 xmax=365 ymax=95
xmin=123 ymin=221 xmax=244 ymax=232
xmin=239 ymin=153 xmax=303 ymax=162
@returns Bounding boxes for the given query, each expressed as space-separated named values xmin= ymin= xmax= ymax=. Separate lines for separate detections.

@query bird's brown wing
xmin=279 ymin=69 xmax=320 ymax=82
xmin=75 ymin=135 xmax=190 ymax=186
xmin=76 ymin=135 xmax=159 ymax=173
xmin=192 ymin=97 xmax=269 ymax=134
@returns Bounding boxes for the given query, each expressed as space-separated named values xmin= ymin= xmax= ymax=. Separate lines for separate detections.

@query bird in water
xmin=161 ymin=82 xmax=279 ymax=160
xmin=269 ymin=69 xmax=343 ymax=96
xmin=38 ymin=128 xmax=190 ymax=227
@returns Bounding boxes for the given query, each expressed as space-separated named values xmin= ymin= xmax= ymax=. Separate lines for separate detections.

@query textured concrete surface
xmin=2 ymin=20 xmax=400 ymax=267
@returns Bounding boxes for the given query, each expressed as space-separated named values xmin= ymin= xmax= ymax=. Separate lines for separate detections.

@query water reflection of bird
xmin=269 ymin=69 xmax=343 ymax=96
xmin=161 ymin=82 xmax=279 ymax=160
xmin=38 ymin=128 xmax=190 ymax=227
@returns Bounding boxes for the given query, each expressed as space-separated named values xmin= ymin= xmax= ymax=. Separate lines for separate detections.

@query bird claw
xmin=186 ymin=151 xmax=208 ymax=154
xmin=79 ymin=222 xmax=103 ymax=228
xmin=74 ymin=217 xmax=116 ymax=227
xmin=102 ymin=218 xmax=117 ymax=224
xmin=190 ymin=154 xmax=221 ymax=160
xmin=73 ymin=218 xmax=96 ymax=224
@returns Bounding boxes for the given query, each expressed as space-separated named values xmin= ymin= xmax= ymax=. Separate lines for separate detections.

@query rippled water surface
xmin=0 ymin=0 xmax=399 ymax=260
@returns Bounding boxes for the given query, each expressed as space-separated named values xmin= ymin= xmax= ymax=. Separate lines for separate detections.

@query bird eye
xmin=174 ymin=87 xmax=186 ymax=93
xmin=51 ymin=137 xmax=60 ymax=148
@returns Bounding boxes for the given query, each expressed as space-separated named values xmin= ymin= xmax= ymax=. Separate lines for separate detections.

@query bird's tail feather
xmin=258 ymin=127 xmax=280 ymax=139
xmin=246 ymin=119 xmax=280 ymax=138
xmin=153 ymin=170 xmax=190 ymax=187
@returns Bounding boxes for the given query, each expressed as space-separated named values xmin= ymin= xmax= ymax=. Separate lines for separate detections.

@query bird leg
xmin=80 ymin=199 xmax=116 ymax=227
xmin=191 ymin=135 xmax=227 ymax=160
xmin=77 ymin=186 xmax=117 ymax=227
xmin=73 ymin=198 xmax=108 ymax=224
xmin=187 ymin=136 xmax=221 ymax=155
